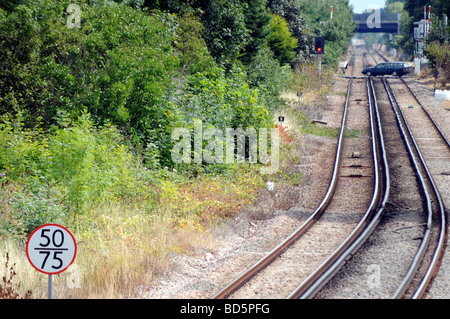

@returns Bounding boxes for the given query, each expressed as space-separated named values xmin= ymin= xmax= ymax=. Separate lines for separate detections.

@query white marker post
xmin=26 ymin=224 xmax=77 ymax=299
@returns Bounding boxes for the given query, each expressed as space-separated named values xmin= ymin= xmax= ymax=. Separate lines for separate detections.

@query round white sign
xmin=26 ymin=224 xmax=77 ymax=275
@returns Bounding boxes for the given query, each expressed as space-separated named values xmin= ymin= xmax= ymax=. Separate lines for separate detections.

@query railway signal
xmin=310 ymin=36 xmax=325 ymax=74
xmin=314 ymin=37 xmax=325 ymax=54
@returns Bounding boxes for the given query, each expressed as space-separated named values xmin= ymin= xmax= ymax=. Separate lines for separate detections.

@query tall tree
xmin=267 ymin=0 xmax=311 ymax=62
xmin=199 ymin=0 xmax=249 ymax=63
xmin=239 ymin=0 xmax=271 ymax=65
xmin=404 ymin=0 xmax=428 ymax=21
xmin=267 ymin=13 xmax=298 ymax=64
xmin=143 ymin=0 xmax=250 ymax=64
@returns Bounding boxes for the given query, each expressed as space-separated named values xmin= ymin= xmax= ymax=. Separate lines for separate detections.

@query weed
xmin=0 ymin=253 xmax=32 ymax=299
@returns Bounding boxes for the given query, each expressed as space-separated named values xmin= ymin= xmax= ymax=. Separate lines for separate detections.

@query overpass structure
xmin=354 ymin=13 xmax=401 ymax=33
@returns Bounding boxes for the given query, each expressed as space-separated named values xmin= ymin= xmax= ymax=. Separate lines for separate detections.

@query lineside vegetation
xmin=0 ymin=0 xmax=354 ymax=298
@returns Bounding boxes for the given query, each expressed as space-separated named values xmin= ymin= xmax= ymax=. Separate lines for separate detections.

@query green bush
xmin=178 ymin=66 xmax=271 ymax=130
xmin=247 ymin=45 xmax=292 ymax=108
xmin=0 ymin=0 xmax=180 ymax=163
xmin=10 ymin=192 xmax=65 ymax=236
xmin=425 ymin=41 xmax=448 ymax=69
xmin=0 ymin=1 xmax=279 ymax=167
xmin=199 ymin=0 xmax=250 ymax=64
xmin=0 ymin=113 xmax=147 ymax=218
xmin=267 ymin=13 xmax=298 ymax=65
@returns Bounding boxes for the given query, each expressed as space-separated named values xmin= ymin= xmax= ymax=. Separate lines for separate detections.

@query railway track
xmin=212 ymin=77 xmax=353 ymax=298
xmin=372 ymin=49 xmax=449 ymax=297
xmin=316 ymin=49 xmax=448 ymax=299
xmin=381 ymin=76 xmax=448 ymax=298
xmin=212 ymin=50 xmax=388 ymax=299
xmin=210 ymin=47 xmax=448 ymax=300
xmin=286 ymin=76 xmax=390 ymax=299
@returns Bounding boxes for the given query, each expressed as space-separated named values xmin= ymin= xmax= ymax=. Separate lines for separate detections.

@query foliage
xmin=425 ymin=17 xmax=449 ymax=82
xmin=396 ymin=0 xmax=450 ymax=55
xmin=198 ymin=0 xmax=250 ymax=64
xmin=387 ymin=1 xmax=404 ymax=14
xmin=0 ymin=113 xmax=148 ymax=226
xmin=177 ymin=66 xmax=272 ymax=130
xmin=111 ymin=0 xmax=145 ymax=9
xmin=0 ymin=0 xmax=23 ymax=11
xmin=267 ymin=13 xmax=298 ymax=65
xmin=142 ymin=0 xmax=196 ymax=13
xmin=141 ymin=0 xmax=251 ymax=65
xmin=0 ymin=1 xmax=181 ymax=163
xmin=142 ymin=0 xmax=309 ymax=108
xmin=247 ymin=46 xmax=293 ymax=108
xmin=404 ymin=0 xmax=428 ymax=22
xmin=239 ymin=0 xmax=271 ymax=65
xmin=427 ymin=16 xmax=450 ymax=45
xmin=171 ymin=12 xmax=216 ymax=74
xmin=424 ymin=41 xmax=450 ymax=70
xmin=267 ymin=0 xmax=312 ymax=63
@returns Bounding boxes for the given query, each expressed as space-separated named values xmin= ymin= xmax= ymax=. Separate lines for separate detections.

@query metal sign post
xmin=318 ymin=55 xmax=322 ymax=74
xmin=48 ymin=274 xmax=53 ymax=299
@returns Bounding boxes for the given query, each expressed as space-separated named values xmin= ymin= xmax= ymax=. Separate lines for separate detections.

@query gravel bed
xmin=142 ymin=129 xmax=340 ymax=299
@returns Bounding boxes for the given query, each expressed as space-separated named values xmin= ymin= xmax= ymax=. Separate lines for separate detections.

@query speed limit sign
xmin=26 ymin=224 xmax=77 ymax=275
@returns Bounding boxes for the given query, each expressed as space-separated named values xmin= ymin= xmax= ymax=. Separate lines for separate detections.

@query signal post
xmin=312 ymin=36 xmax=325 ymax=73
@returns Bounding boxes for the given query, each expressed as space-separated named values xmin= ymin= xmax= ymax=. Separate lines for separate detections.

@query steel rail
xmin=211 ymin=78 xmax=353 ymax=299
xmin=383 ymin=78 xmax=447 ymax=299
xmin=287 ymin=76 xmax=390 ymax=299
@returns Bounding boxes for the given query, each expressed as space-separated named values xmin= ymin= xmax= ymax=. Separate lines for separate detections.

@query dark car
xmin=362 ymin=62 xmax=410 ymax=77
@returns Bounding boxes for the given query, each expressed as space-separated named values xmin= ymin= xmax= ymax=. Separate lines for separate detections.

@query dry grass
xmin=0 ymin=165 xmax=264 ymax=298
xmin=0 ymin=242 xmax=38 ymax=298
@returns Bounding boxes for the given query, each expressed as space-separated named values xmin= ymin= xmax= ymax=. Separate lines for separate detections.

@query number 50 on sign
xmin=26 ymin=224 xmax=77 ymax=275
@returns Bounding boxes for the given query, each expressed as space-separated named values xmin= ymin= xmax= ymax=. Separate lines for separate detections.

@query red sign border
xmin=26 ymin=223 xmax=77 ymax=275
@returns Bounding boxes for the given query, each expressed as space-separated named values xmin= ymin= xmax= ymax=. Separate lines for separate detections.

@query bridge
xmin=354 ymin=13 xmax=401 ymax=33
